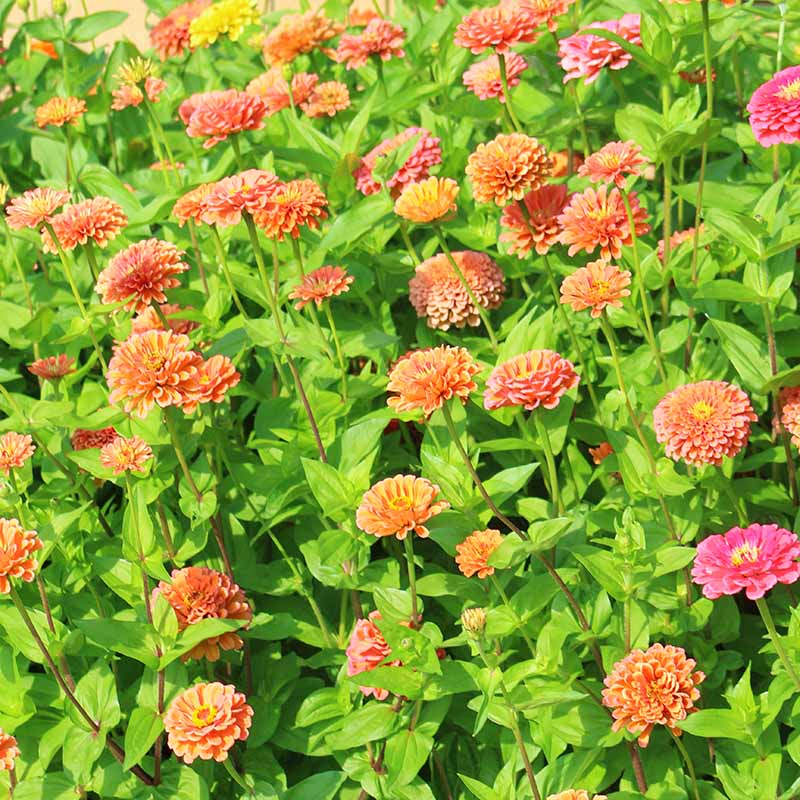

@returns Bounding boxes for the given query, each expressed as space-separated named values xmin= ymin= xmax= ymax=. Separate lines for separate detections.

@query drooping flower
xmin=346 ymin=610 xmax=399 ymax=700
xmin=6 ymin=187 xmax=70 ymax=230
xmin=560 ymin=259 xmax=632 ymax=317
xmin=252 ymin=179 xmax=328 ymax=240
xmin=679 ymin=67 xmax=716 ymax=85
xmin=0 ymin=433 xmax=35 ymax=475
xmin=463 ymin=52 xmax=528 ymax=103
xmin=747 ymin=65 xmax=800 ymax=146
xmin=499 ymin=183 xmax=569 ymax=257
xmin=578 ymin=141 xmax=648 ymax=189
xmin=42 ymin=197 xmax=127 ymax=253
xmin=289 ymin=266 xmax=354 ymax=310
xmin=100 ymin=435 xmax=153 ymax=475
xmin=150 ymin=0 xmax=211 ymax=60
xmin=188 ymin=0 xmax=259 ymax=47
xmin=34 ymin=96 xmax=86 ymax=128
xmin=455 ymin=529 xmax=504 ymax=579
xmin=336 ymin=18 xmax=406 ymax=70
xmin=262 ymin=10 xmax=342 ymax=66
xmin=506 ymin=0 xmax=575 ymax=32
xmin=454 ymin=4 xmax=539 ymax=54
xmin=179 ymin=90 xmax=268 ymax=149
xmin=154 ymin=566 xmax=252 ymax=660
xmin=589 ymin=441 xmax=614 ymax=465
xmin=185 ymin=355 xmax=241 ymax=413
xmin=653 ymin=381 xmax=757 ymax=466
xmin=387 ymin=345 xmax=480 ymax=416
xmin=0 ymin=518 xmax=42 ymax=594
xmin=173 ymin=183 xmax=216 ymax=226
xmin=394 ymin=177 xmax=459 ymax=224
xmin=27 ymin=354 xmax=76 ymax=380
xmin=467 ymin=133 xmax=552 ymax=206
xmin=409 ymin=251 xmax=505 ymax=331
xmin=547 ymin=791 xmax=607 ymax=800
xmin=657 ymin=225 xmax=702 ymax=262
xmin=692 ymin=523 xmax=800 ymax=600
xmin=131 ymin=304 xmax=199 ymax=336
xmin=485 ymin=350 xmax=579 ymax=412
xmin=602 ymin=643 xmax=704 ymax=747
xmin=558 ymin=186 xmax=649 ymax=260
xmin=163 ymin=682 xmax=253 ymax=763
xmin=200 ymin=170 xmax=280 ymax=227
xmin=356 ymin=475 xmax=449 ymax=540
xmin=559 ymin=14 xmax=641 ymax=84
xmin=300 ymin=81 xmax=351 ymax=118
xmin=0 ymin=731 xmax=19 ymax=772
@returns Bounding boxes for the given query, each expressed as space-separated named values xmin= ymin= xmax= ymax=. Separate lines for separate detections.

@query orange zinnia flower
xmin=131 ymin=304 xmax=199 ymax=336
xmin=547 ymin=792 xmax=607 ymax=800
xmin=589 ymin=441 xmax=614 ymax=465
xmin=386 ymin=345 xmax=480 ymax=416
xmin=96 ymin=238 xmax=188 ymax=313
xmin=0 ymin=433 xmax=35 ymax=475
xmin=779 ymin=386 xmax=800 ymax=447
xmin=6 ymin=187 xmax=70 ymax=230
xmin=247 ymin=70 xmax=319 ymax=115
xmin=34 ymin=96 xmax=86 ymax=128
xmin=71 ymin=426 xmax=118 ymax=451
xmin=463 ymin=52 xmax=528 ymax=103
xmin=484 ymin=350 xmax=579 ymax=411
xmin=653 ymin=381 xmax=757 ymax=466
xmin=200 ymin=170 xmax=280 ymax=227
xmin=578 ymin=140 xmax=648 ymax=189
xmin=560 ymin=259 xmax=632 ymax=317
xmin=173 ymin=183 xmax=216 ymax=226
xmin=163 ymin=682 xmax=253 ymax=763
xmin=454 ymin=5 xmax=539 ymax=54
xmin=336 ymin=18 xmax=406 ymax=70
xmin=507 ymin=0 xmax=575 ymax=32
xmin=348 ymin=0 xmax=380 ymax=26
xmin=154 ymin=566 xmax=252 ymax=661
xmin=111 ymin=76 xmax=166 ymax=111
xmin=499 ymin=183 xmax=570 ymax=257
xmin=394 ymin=177 xmax=459 ymax=224
xmin=252 ymin=179 xmax=328 ymax=241
xmin=289 ymin=265 xmax=354 ymax=310
xmin=409 ymin=251 xmax=505 ymax=331
xmin=185 ymin=355 xmax=241 ymax=413
xmin=356 ymin=475 xmax=449 ymax=539
xmin=42 ymin=197 xmax=127 ymax=253
xmin=551 ymin=149 xmax=583 ymax=177
xmin=602 ymin=643 xmax=704 ymax=747
xmin=0 ymin=518 xmax=42 ymax=594
xmin=455 ymin=529 xmax=504 ymax=579
xmin=657 ymin=225 xmax=702 ymax=262
xmin=0 ymin=730 xmax=19 ymax=771
xmin=27 ymin=354 xmax=76 ymax=380
xmin=100 ymin=435 xmax=153 ymax=474
xmin=466 ymin=133 xmax=552 ymax=206
xmin=179 ymin=89 xmax=268 ymax=149
xmin=150 ymin=0 xmax=211 ymax=60
xmin=262 ymin=10 xmax=342 ymax=66
xmin=301 ymin=81 xmax=351 ymax=118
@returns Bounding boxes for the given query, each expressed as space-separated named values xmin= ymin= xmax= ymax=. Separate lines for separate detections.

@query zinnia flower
xmin=386 ymin=345 xmax=480 ymax=416
xmin=188 ymin=0 xmax=259 ymax=46
xmin=163 ymin=682 xmax=253 ymax=763
xmin=131 ymin=304 xmax=199 ymax=336
xmin=558 ymin=185 xmax=649 ymax=260
xmin=185 ymin=355 xmax=241 ymax=412
xmin=466 ymin=133 xmax=552 ymax=206
xmin=27 ymin=354 xmax=75 ymax=380
xmin=246 ymin=71 xmax=319 ymax=115
xmin=154 ymin=566 xmax=252 ymax=660
xmin=0 ymin=517 xmax=42 ymax=594
xmin=252 ymin=179 xmax=328 ymax=241
xmin=547 ymin=791 xmax=606 ymax=800
xmin=578 ymin=141 xmax=648 ymax=188
xmin=0 ymin=731 xmax=19 ymax=772
xmin=653 ymin=381 xmax=757 ymax=466
xmin=589 ymin=441 xmax=614 ymax=465
xmin=6 ymin=187 xmax=70 ymax=230
xmin=42 ymin=197 xmax=127 ymax=253
xmin=100 ymin=435 xmax=153 ymax=474
xmin=657 ymin=226 xmax=701 ymax=262
xmin=336 ymin=18 xmax=406 ymax=70
xmin=484 ymin=350 xmax=578 ymax=411
xmin=691 ymin=523 xmax=800 ymax=600
xmin=0 ymin=433 xmax=35 ymax=475
xmin=560 ymin=259 xmax=632 ymax=317
xmin=111 ymin=76 xmax=166 ymax=111
xmin=173 ymin=183 xmax=216 ymax=226
xmin=499 ymin=183 xmax=569 ymax=257
xmin=507 ymin=0 xmax=575 ymax=32
xmin=779 ymin=386 xmax=800 ymax=447
xmin=34 ymin=96 xmax=86 ymax=128
xmin=349 ymin=0 xmax=380 ymax=27
xmin=346 ymin=610 xmax=400 ymax=700
xmin=463 ymin=52 xmax=528 ymax=102
xmin=301 ymin=81 xmax=351 ymax=118
xmin=356 ymin=475 xmax=449 ymax=540
xmin=150 ymin=0 xmax=211 ymax=59
xmin=602 ymin=643 xmax=704 ymax=747
xmin=71 ymin=426 xmax=118 ymax=451
xmin=394 ymin=177 xmax=459 ymax=224
xmin=262 ymin=10 xmax=342 ymax=66
xmin=747 ymin=65 xmax=800 ymax=146
xmin=409 ymin=251 xmax=505 ymax=330
xmin=680 ymin=67 xmax=715 ymax=85
xmin=559 ymin=14 xmax=641 ymax=84
xmin=454 ymin=5 xmax=539 ymax=54
xmin=455 ymin=529 xmax=504 ymax=579
xmin=289 ymin=265 xmax=354 ymax=310
xmin=199 ymin=170 xmax=280 ymax=227
xmin=179 ymin=89 xmax=267 ymax=149
xmin=551 ymin=149 xmax=583 ymax=177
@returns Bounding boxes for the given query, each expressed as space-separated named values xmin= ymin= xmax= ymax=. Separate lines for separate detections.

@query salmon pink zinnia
xmin=200 ymin=170 xmax=280 ymax=227
xmin=346 ymin=610 xmax=400 ymax=700
xmin=454 ymin=5 xmax=539 ymax=54
xmin=507 ymin=0 xmax=576 ymax=32
xmin=173 ymin=183 xmax=216 ymax=226
xmin=336 ymin=18 xmax=406 ymax=70
xmin=499 ymin=183 xmax=570 ymax=257
xmin=100 ymin=435 xmax=153 ymax=475
xmin=288 ymin=266 xmax=354 ymax=310
xmin=578 ymin=141 xmax=648 ymax=188
xmin=131 ymin=304 xmax=199 ymax=336
xmin=747 ymin=65 xmax=800 ymax=146
xmin=28 ymin=354 xmax=76 ymax=380
xmin=559 ymin=14 xmax=641 ymax=84
xmin=301 ymin=81 xmax=351 ymax=118
xmin=547 ymin=792 xmax=607 ymax=800
xmin=179 ymin=89 xmax=268 ymax=149
xmin=484 ymin=350 xmax=579 ymax=411
xmin=779 ymin=386 xmax=800 ymax=447
xmin=0 ymin=517 xmax=42 ymax=594
xmin=34 ymin=96 xmax=87 ymax=128
xmin=463 ymin=52 xmax=528 ymax=103
xmin=186 ymin=355 xmax=241 ymax=413
xmin=560 ymin=259 xmax=632 ymax=317
xmin=262 ymin=10 xmax=343 ymax=66
xmin=0 ymin=433 xmax=35 ymax=475
xmin=455 ymin=529 xmax=504 ymax=579
xmin=42 ymin=197 xmax=127 ymax=253
xmin=150 ymin=0 xmax=211 ymax=60
xmin=0 ymin=731 xmax=19 ymax=772
xmin=5 ymin=187 xmax=70 ymax=230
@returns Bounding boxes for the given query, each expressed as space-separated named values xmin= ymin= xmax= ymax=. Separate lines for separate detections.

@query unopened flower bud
xmin=52 ymin=0 xmax=66 ymax=15
xmin=461 ymin=607 xmax=486 ymax=638
xmin=15 ymin=0 xmax=29 ymax=10
xmin=0 ymin=184 xmax=7 ymax=206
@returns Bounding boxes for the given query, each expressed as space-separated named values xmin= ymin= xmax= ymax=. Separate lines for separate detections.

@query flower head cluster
xmin=288 ymin=266 xmax=353 ymax=310
xmin=262 ymin=10 xmax=342 ymax=66
xmin=747 ymin=65 xmax=800 ymax=146
xmin=6 ymin=187 xmax=70 ymax=230
xmin=484 ymin=350 xmax=579 ymax=411
xmin=463 ymin=52 xmax=528 ymax=102
xmin=500 ymin=184 xmax=570 ymax=257
xmin=454 ymin=4 xmax=539 ymax=54
xmin=0 ymin=731 xmax=19 ymax=772
xmin=179 ymin=89 xmax=268 ymax=149
xmin=559 ymin=14 xmax=641 ymax=84
xmin=346 ymin=610 xmax=400 ymax=700
xmin=560 ymin=259 xmax=632 ymax=317
xmin=0 ymin=433 xmax=35 ymax=475
xmin=34 ymin=96 xmax=86 ymax=128
xmin=394 ymin=177 xmax=459 ymax=224
xmin=456 ymin=529 xmax=504 ymax=579
xmin=579 ymin=141 xmax=648 ymax=188
xmin=100 ymin=435 xmax=153 ymax=474
xmin=28 ymin=354 xmax=75 ymax=380
xmin=71 ymin=427 xmax=118 ymax=451
xmin=336 ymin=18 xmax=406 ymax=70
xmin=132 ymin=305 xmax=198 ymax=337
xmin=42 ymin=197 xmax=127 ymax=253
xmin=188 ymin=0 xmax=259 ymax=47
xmin=150 ymin=0 xmax=211 ymax=60
xmin=252 ymin=179 xmax=328 ymax=240
xmin=0 ymin=517 xmax=42 ymax=594
xmin=173 ymin=183 xmax=216 ymax=225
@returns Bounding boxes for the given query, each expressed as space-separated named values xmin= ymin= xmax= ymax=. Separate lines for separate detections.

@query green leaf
xmin=384 ymin=730 xmax=434 ymax=788
xmin=75 ymin=619 xmax=159 ymax=668
xmin=159 ymin=619 xmax=247 ymax=668
xmin=704 ymin=208 xmax=765 ymax=260
xmin=70 ymin=662 xmax=120 ymax=731
xmin=123 ymin=707 xmax=164 ymax=770
xmin=679 ymin=708 xmax=747 ymax=739
xmin=580 ymin=27 xmax=661 ymax=74
xmin=67 ymin=10 xmax=127 ymax=41
xmin=327 ymin=703 xmax=399 ymax=750
xmin=301 ymin=458 xmax=357 ymax=521
xmin=708 ymin=318 xmax=772 ymax=394
xmin=284 ymin=773 xmax=345 ymax=800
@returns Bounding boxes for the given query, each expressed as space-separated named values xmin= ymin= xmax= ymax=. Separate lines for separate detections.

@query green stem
xmin=488 ymin=573 xmax=536 ymax=659
xmin=403 ymin=536 xmax=419 ymax=626
xmin=291 ymin=239 xmax=335 ymax=362
xmin=230 ymin=135 xmax=246 ymax=172
xmin=532 ymin=411 xmax=563 ymax=515
xmin=497 ymin=53 xmax=522 ymax=133
xmin=567 ymin=83 xmax=591 ymax=156
xmin=210 ymin=226 xmax=248 ymax=318
xmin=2 ymin=220 xmax=35 ymax=317
xmin=623 ymin=595 xmax=632 ymax=652
xmin=755 ymin=597 xmax=800 ymax=692
xmin=669 ymin=729 xmax=701 ymax=800
xmin=701 ymin=0 xmax=714 ymax=117
xmin=398 ymin=221 xmax=421 ymax=266
xmin=661 ymin=81 xmax=674 ymax=275
xmin=83 ymin=240 xmax=100 ymax=282
xmin=323 ymin=303 xmax=348 ymax=401
xmin=222 ymin=756 xmax=254 ymax=795
xmin=64 ymin=126 xmax=77 ymax=193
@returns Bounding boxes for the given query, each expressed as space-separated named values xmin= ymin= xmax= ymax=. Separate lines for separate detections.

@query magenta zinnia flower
xmin=747 ymin=65 xmax=800 ymax=147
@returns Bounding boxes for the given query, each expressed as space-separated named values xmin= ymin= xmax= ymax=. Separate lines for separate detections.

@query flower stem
xmin=660 ymin=81 xmax=674 ymax=276
xmin=398 ymin=221 xmax=420 ymax=266
xmin=230 ymin=135 xmax=246 ymax=172
xmin=323 ymin=302 xmax=348 ymax=401
xmin=290 ymin=240 xmax=336 ymax=362
xmin=531 ymin=411 xmax=563 ymax=515
xmin=567 ymin=83 xmax=591 ymax=157
xmin=669 ymin=729 xmax=701 ymax=800
xmin=755 ymin=596 xmax=800 ymax=691
xmin=222 ymin=756 xmax=254 ymax=795
xmin=488 ymin=573 xmax=536 ymax=659
xmin=497 ymin=53 xmax=522 ymax=133
xmin=403 ymin=536 xmax=419 ymax=626
xmin=83 ymin=240 xmax=100 ymax=282
xmin=1 ymin=219 xmax=35 ymax=318
xmin=209 ymin=226 xmax=248 ymax=318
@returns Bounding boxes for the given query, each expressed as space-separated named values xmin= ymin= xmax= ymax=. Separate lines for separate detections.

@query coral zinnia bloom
xmin=409 ymin=251 xmax=505 ymax=331
xmin=6 ymin=187 xmax=70 ymax=230
xmin=349 ymin=0 xmax=380 ymax=26
xmin=42 ymin=197 xmax=127 ymax=253
xmin=507 ymin=0 xmax=575 ymax=32
xmin=653 ymin=381 xmax=757 ymax=467
xmin=336 ymin=18 xmax=406 ymax=70
xmin=200 ymin=170 xmax=280 ymax=227
xmin=692 ymin=523 xmax=800 ymax=600
xmin=467 ymin=133 xmax=552 ymax=206
xmin=560 ymin=259 xmax=632 ymax=317
xmin=71 ymin=426 xmax=118 ymax=451
xmin=547 ymin=793 xmax=607 ymax=800
xmin=357 ymin=475 xmax=449 ymax=540
xmin=132 ymin=304 xmax=199 ymax=336
xmin=301 ymin=81 xmax=350 ymax=118
xmin=747 ymin=65 xmax=800 ymax=146
xmin=463 ymin=52 xmax=527 ymax=103
xmin=779 ymin=386 xmax=800 ymax=447
xmin=456 ymin=529 xmax=504 ymax=579
xmin=346 ymin=610 xmax=400 ymax=700
xmin=96 ymin=238 xmax=188 ymax=313
xmin=246 ymin=70 xmax=318 ymax=115
xmin=589 ymin=441 xmax=613 ymax=465
xmin=179 ymin=89 xmax=267 ymax=149
xmin=484 ymin=350 xmax=579 ymax=411
xmin=150 ymin=0 xmax=211 ymax=59
xmin=289 ymin=265 xmax=354 ymax=310
xmin=0 ymin=517 xmax=42 ymax=594
xmin=34 ymin=96 xmax=86 ymax=128
xmin=579 ymin=141 xmax=648 ymax=189
xmin=262 ymin=10 xmax=342 ymax=66
xmin=454 ymin=4 xmax=539 ymax=54
xmin=602 ymin=643 xmax=704 ymax=747
xmin=558 ymin=186 xmax=649 ymax=260
xmin=173 ymin=183 xmax=216 ymax=226
xmin=355 ymin=127 xmax=442 ymax=196
xmin=252 ymin=179 xmax=328 ymax=241
xmin=500 ymin=183 xmax=569 ymax=257
xmin=387 ymin=345 xmax=480 ymax=416
xmin=28 ymin=353 xmax=76 ymax=380
xmin=559 ymin=14 xmax=641 ymax=84
xmin=551 ymin=149 xmax=583 ymax=177
xmin=394 ymin=177 xmax=459 ymax=224
xmin=188 ymin=0 xmax=259 ymax=46
xmin=111 ymin=76 xmax=166 ymax=111
xmin=657 ymin=225 xmax=702 ymax=262
xmin=0 ymin=433 xmax=35 ymax=475
xmin=185 ymin=355 xmax=241 ymax=413
xmin=100 ymin=435 xmax=153 ymax=474
xmin=163 ymin=682 xmax=253 ymax=763
xmin=0 ymin=730 xmax=19 ymax=772
xmin=154 ymin=566 xmax=252 ymax=660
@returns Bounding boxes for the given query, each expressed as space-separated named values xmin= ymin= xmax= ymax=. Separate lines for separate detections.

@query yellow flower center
xmin=689 ymin=401 xmax=715 ymax=421
xmin=590 ymin=279 xmax=611 ymax=298
xmin=143 ymin=353 xmax=167 ymax=372
xmin=388 ymin=495 xmax=413 ymax=511
xmin=730 ymin=542 xmax=759 ymax=567
xmin=191 ymin=703 xmax=217 ymax=728
xmin=777 ymin=78 xmax=800 ymax=101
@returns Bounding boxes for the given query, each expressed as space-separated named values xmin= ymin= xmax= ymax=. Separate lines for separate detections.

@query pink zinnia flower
xmin=463 ymin=52 xmax=528 ymax=103
xmin=499 ymin=183 xmax=570 ymax=257
xmin=747 ymin=65 xmax=800 ymax=147
xmin=558 ymin=14 xmax=641 ymax=84
xmin=484 ymin=350 xmax=579 ymax=411
xmin=179 ymin=89 xmax=268 ymax=149
xmin=505 ymin=0 xmax=575 ymax=32
xmin=28 ymin=354 xmax=76 ymax=380
xmin=100 ymin=435 xmax=153 ymax=474
xmin=200 ymin=170 xmax=280 ymax=227
xmin=346 ymin=610 xmax=401 ymax=700
xmin=454 ymin=4 xmax=539 ymax=54
xmin=42 ymin=197 xmax=127 ymax=253
xmin=578 ymin=140 xmax=648 ymax=188
xmin=5 ymin=187 xmax=70 ymax=230
xmin=0 ymin=433 xmax=35 ymax=475
xmin=336 ymin=18 xmax=406 ymax=70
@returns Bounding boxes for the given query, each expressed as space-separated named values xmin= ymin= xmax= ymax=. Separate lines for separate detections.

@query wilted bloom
xmin=100 ymin=435 xmax=153 ymax=474
xmin=71 ymin=427 xmax=118 ymax=451
xmin=409 ymin=251 xmax=505 ymax=330
xmin=558 ymin=186 xmax=649 ymax=260
xmin=589 ymin=441 xmax=614 ymax=465
xmin=186 ymin=355 xmax=241 ymax=412
xmin=461 ymin=607 xmax=487 ymax=637
xmin=658 ymin=225 xmax=701 ymax=262
xmin=456 ymin=529 xmax=503 ymax=579
xmin=395 ymin=177 xmax=459 ymax=224
xmin=463 ymin=52 xmax=527 ymax=102
xmin=560 ymin=259 xmax=631 ymax=317
xmin=0 ymin=433 xmax=35 ymax=475
xmin=179 ymin=89 xmax=267 ymax=149
xmin=507 ymin=0 xmax=575 ymax=32
xmin=111 ymin=76 xmax=166 ymax=111
xmin=559 ymin=14 xmax=641 ymax=84
xmin=346 ymin=611 xmax=399 ymax=700
xmin=692 ymin=523 xmax=800 ymax=600
xmin=653 ymin=381 xmax=757 ymax=466
xmin=188 ymin=0 xmax=259 ymax=46
xmin=579 ymin=141 xmax=648 ymax=189
xmin=252 ymin=179 xmax=328 ymax=240
xmin=0 ymin=731 xmax=19 ymax=772
xmin=42 ymin=197 xmax=127 ymax=253
xmin=747 ymin=65 xmax=800 ymax=146
xmin=289 ymin=266 xmax=353 ymax=310
xmin=34 ymin=96 xmax=86 ymax=128
xmin=173 ymin=183 xmax=216 ymax=226
xmin=679 ymin=67 xmax=715 ymax=85
xmin=301 ymin=81 xmax=350 ymax=117
xmin=547 ymin=791 xmax=607 ymax=800
xmin=6 ymin=187 xmax=70 ymax=230
xmin=336 ymin=18 xmax=405 ymax=70
xmin=551 ymin=149 xmax=583 ymax=177
xmin=467 ymin=133 xmax=551 ymax=206
xmin=356 ymin=475 xmax=449 ymax=539
xmin=454 ymin=4 xmax=538 ymax=54
xmin=262 ymin=10 xmax=342 ymax=66
xmin=485 ymin=350 xmax=579 ymax=411
xmin=150 ymin=0 xmax=211 ymax=59
xmin=155 ymin=566 xmax=252 ymax=660
xmin=0 ymin=517 xmax=42 ymax=593
xmin=602 ymin=643 xmax=704 ymax=747
xmin=163 ymin=682 xmax=253 ymax=763
xmin=200 ymin=170 xmax=280 ymax=227
xmin=500 ymin=183 xmax=569 ymax=257
xmin=132 ymin=304 xmax=199 ymax=336
xmin=28 ymin=353 xmax=75 ymax=379
xmin=387 ymin=345 xmax=480 ymax=416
